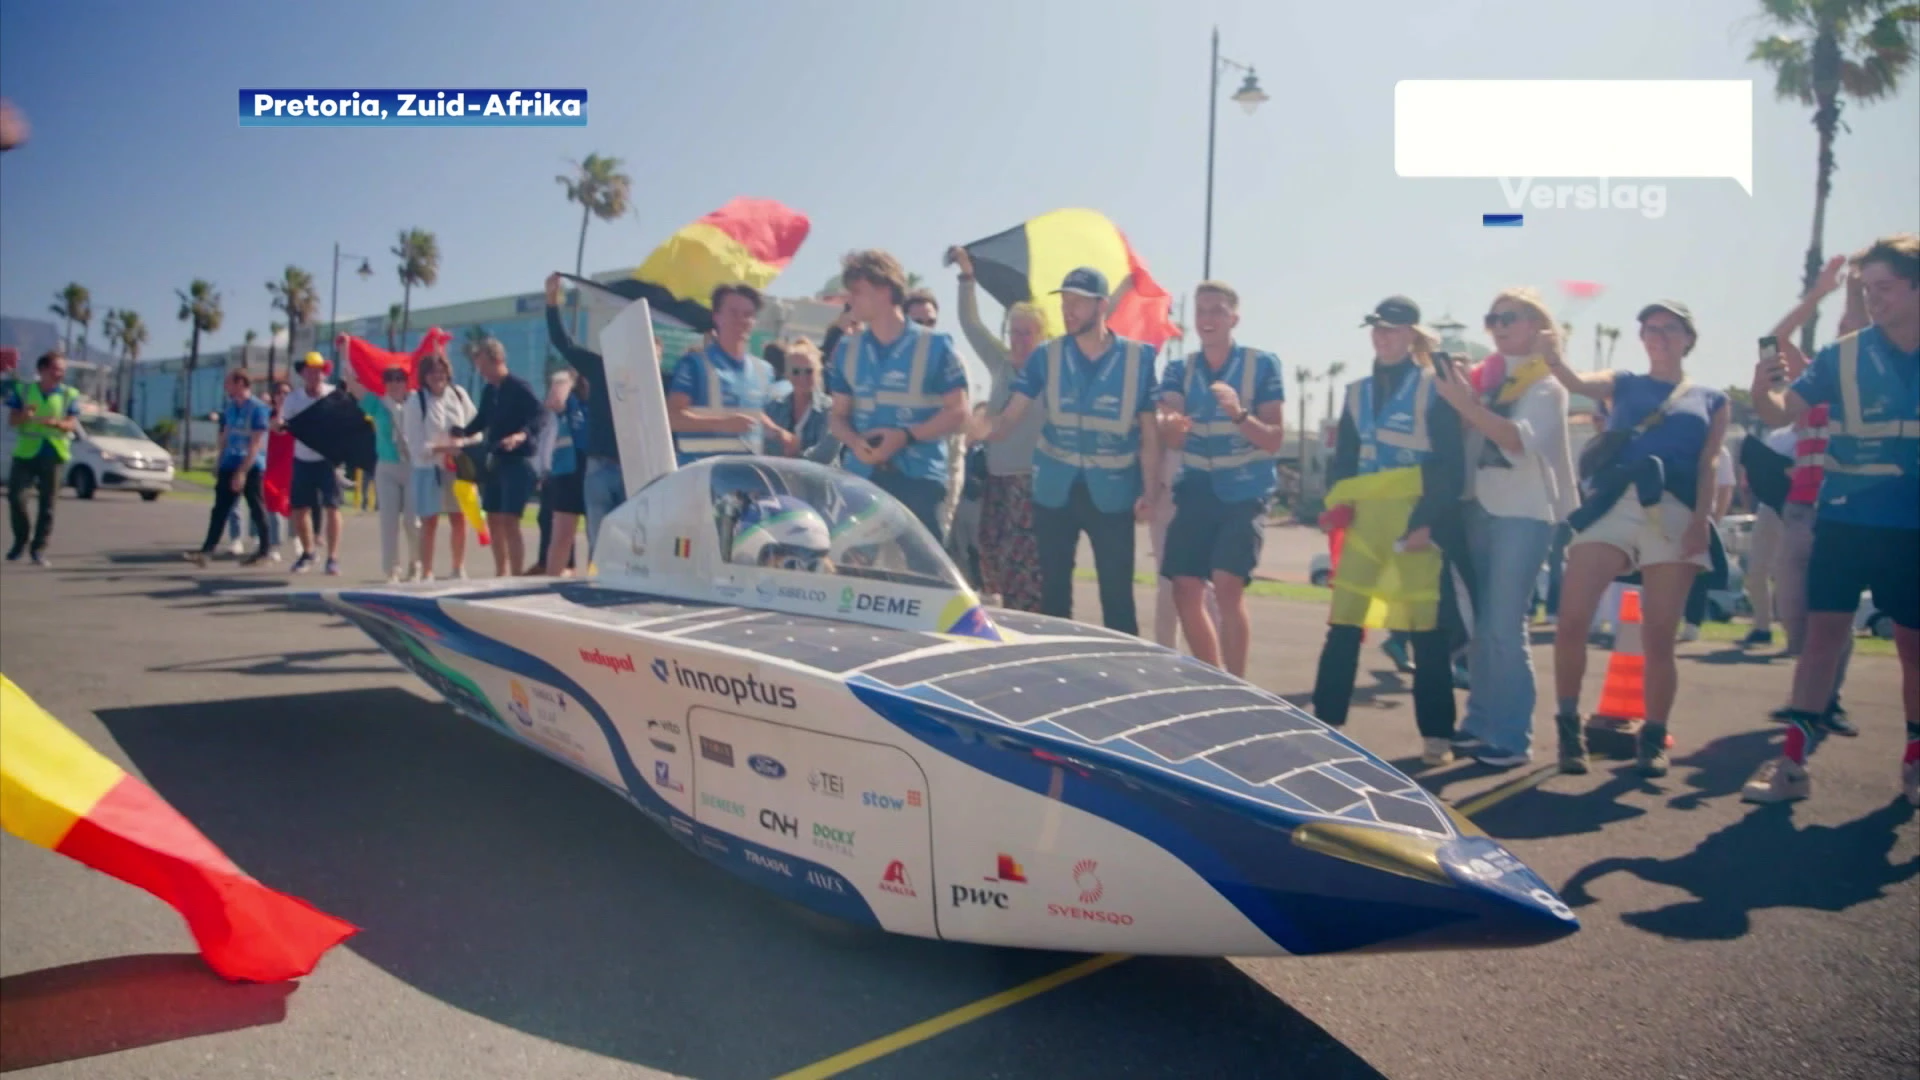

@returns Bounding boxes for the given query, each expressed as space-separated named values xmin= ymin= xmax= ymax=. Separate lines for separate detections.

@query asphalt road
xmin=2 ymin=490 xmax=1915 ymax=1080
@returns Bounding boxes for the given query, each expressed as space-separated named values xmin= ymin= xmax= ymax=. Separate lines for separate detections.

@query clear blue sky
xmin=2 ymin=0 xmax=1916 ymax=412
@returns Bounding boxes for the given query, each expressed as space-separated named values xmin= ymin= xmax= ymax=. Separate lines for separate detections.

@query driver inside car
xmin=729 ymin=494 xmax=836 ymax=573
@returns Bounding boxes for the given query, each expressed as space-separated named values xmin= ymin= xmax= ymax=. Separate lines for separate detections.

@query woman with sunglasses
xmin=402 ymin=348 xmax=477 ymax=580
xmin=1429 ymin=289 xmax=1578 ymax=767
xmin=1545 ymin=300 xmax=1729 ymax=776
xmin=765 ymin=338 xmax=840 ymax=463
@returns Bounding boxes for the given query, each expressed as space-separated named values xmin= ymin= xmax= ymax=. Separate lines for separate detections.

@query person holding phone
xmin=1310 ymin=296 xmax=1467 ymax=767
xmin=1429 ymin=287 xmax=1578 ymax=768
xmin=1545 ymin=300 xmax=1728 ymax=778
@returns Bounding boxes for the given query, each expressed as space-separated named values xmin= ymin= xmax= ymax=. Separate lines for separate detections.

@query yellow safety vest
xmin=12 ymin=383 xmax=78 ymax=463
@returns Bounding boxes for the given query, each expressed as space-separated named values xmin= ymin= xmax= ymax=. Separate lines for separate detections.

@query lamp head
xmin=1232 ymin=71 xmax=1268 ymax=115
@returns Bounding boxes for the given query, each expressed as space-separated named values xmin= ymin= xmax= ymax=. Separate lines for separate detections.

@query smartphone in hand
xmin=1759 ymin=335 xmax=1784 ymax=388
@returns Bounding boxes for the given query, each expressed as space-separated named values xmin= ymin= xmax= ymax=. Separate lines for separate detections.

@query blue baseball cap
xmin=1052 ymin=267 xmax=1110 ymax=299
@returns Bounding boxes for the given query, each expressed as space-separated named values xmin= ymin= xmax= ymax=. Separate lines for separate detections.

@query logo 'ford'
xmin=748 ymin=754 xmax=786 ymax=779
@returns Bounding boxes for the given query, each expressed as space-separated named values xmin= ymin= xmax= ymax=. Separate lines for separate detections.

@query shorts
xmin=1568 ymin=492 xmax=1709 ymax=571
xmin=1806 ymin=519 xmax=1919 ymax=630
xmin=1159 ymin=479 xmax=1267 ymax=584
xmin=482 ymin=455 xmax=537 ymax=516
xmin=290 ymin=458 xmax=341 ymax=510
xmin=544 ymin=468 xmax=586 ymax=516
xmin=412 ymin=464 xmax=461 ymax=517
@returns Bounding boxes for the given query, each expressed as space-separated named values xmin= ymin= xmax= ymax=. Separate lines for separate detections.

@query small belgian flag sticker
xmin=673 ymin=537 xmax=692 ymax=558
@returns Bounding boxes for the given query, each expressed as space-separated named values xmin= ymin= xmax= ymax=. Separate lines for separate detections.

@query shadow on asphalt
xmin=96 ymin=688 xmax=1378 ymax=1080
xmin=147 ymin=647 xmax=399 ymax=679
xmin=0 ymin=953 xmax=295 ymax=1073
xmin=1689 ymin=645 xmax=1781 ymax=667
xmin=1558 ymin=799 xmax=1919 ymax=940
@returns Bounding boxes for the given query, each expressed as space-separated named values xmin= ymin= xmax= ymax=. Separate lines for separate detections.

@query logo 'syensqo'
xmin=749 ymin=755 xmax=786 ymax=779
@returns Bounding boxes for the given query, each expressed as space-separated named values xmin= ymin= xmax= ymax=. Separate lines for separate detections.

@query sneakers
xmin=1450 ymin=731 xmax=1486 ymax=754
xmin=29 ymin=552 xmax=50 ymax=568
xmin=1556 ymin=713 xmax=1589 ymax=775
xmin=1636 ymin=724 xmax=1670 ymax=777
xmin=290 ymin=553 xmax=313 ymax=574
xmin=1742 ymin=757 xmax=1811 ymax=803
xmin=324 ymin=557 xmax=341 ymax=576
xmin=1421 ymin=737 xmax=1454 ymax=767
xmin=1474 ymin=748 xmax=1533 ymax=768
xmin=182 ymin=550 xmax=209 ymax=568
xmin=1741 ymin=627 xmax=1774 ymax=647
xmin=4 ymin=546 xmax=21 ymax=562
xmin=1678 ymin=623 xmax=1701 ymax=643
xmin=1381 ymin=637 xmax=1413 ymax=673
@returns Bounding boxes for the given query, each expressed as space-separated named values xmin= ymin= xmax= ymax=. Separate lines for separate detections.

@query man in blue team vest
xmin=5 ymin=350 xmax=81 ymax=566
xmin=667 ymin=283 xmax=781 ymax=465
xmin=185 ymin=368 xmax=273 ymax=568
xmin=985 ymin=267 xmax=1162 ymax=634
xmin=1747 ymin=232 xmax=1920 ymax=807
xmin=1155 ymin=280 xmax=1287 ymax=674
xmin=825 ymin=249 xmax=972 ymax=542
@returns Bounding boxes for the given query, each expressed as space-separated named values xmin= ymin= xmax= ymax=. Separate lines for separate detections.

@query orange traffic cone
xmin=1586 ymin=586 xmax=1673 ymax=755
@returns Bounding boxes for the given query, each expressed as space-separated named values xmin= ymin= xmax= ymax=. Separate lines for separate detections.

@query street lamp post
xmin=1204 ymin=26 xmax=1269 ymax=280
xmin=328 ymin=241 xmax=376 ymax=364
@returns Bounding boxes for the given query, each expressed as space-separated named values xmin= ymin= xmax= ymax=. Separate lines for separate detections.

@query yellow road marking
xmin=771 ymin=952 xmax=1131 ymax=1080
xmin=1453 ymin=764 xmax=1560 ymax=818
xmin=776 ymin=766 xmax=1560 ymax=1078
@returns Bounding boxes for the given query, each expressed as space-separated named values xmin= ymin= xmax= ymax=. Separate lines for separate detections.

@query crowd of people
xmin=9 ymin=232 xmax=1916 ymax=810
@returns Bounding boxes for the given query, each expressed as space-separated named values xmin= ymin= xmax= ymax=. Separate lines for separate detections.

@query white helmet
xmin=730 ymin=495 xmax=832 ymax=572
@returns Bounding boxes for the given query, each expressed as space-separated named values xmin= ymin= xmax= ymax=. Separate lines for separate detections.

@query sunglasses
xmin=788 ymin=367 xmax=815 ymax=376
xmin=1484 ymin=311 xmax=1528 ymax=328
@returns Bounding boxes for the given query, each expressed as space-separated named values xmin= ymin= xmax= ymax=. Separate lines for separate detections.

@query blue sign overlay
xmin=238 ymin=89 xmax=587 ymax=127
xmin=1483 ymin=213 xmax=1524 ymax=227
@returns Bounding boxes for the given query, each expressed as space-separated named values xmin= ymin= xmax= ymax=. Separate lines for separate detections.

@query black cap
xmin=1052 ymin=267 xmax=1110 ymax=299
xmin=1361 ymin=295 xmax=1422 ymax=328
xmin=1636 ymin=300 xmax=1695 ymax=335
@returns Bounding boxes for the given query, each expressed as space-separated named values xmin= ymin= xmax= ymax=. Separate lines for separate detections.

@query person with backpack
xmin=1545 ymin=300 xmax=1730 ymax=778
xmin=403 ymin=348 xmax=476 ymax=580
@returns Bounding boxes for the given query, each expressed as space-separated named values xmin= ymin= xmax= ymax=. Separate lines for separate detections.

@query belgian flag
xmin=958 ymin=208 xmax=1181 ymax=345
xmin=569 ymin=197 xmax=810 ymax=333
xmin=0 ymin=675 xmax=357 ymax=982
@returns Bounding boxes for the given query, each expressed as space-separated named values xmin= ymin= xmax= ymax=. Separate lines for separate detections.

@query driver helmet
xmin=730 ymin=494 xmax=833 ymax=572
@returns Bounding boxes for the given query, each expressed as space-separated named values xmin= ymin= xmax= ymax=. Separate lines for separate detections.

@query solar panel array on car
xmin=683 ymin=612 xmax=946 ymax=673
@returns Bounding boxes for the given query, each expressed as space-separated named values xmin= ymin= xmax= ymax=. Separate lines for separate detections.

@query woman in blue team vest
xmin=1544 ymin=300 xmax=1729 ymax=779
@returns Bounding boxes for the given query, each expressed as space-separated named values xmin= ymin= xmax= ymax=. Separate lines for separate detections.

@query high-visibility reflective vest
xmin=1176 ymin=345 xmax=1281 ymax=502
xmin=1031 ymin=335 xmax=1146 ymax=513
xmin=672 ymin=344 xmax=773 ymax=463
xmin=11 ymin=383 xmax=78 ymax=463
xmin=1816 ymin=330 xmax=1920 ymax=510
xmin=1347 ymin=364 xmax=1436 ymax=475
xmin=835 ymin=326 xmax=951 ymax=484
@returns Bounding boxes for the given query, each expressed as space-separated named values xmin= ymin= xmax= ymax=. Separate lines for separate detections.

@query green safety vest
xmin=12 ymin=383 xmax=79 ymax=462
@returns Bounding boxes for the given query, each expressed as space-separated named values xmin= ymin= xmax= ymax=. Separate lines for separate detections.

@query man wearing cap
xmin=985 ymin=267 xmax=1160 ymax=634
xmin=825 ymin=249 xmax=972 ymax=541
xmin=1745 ymin=232 xmax=1920 ymax=806
xmin=1311 ymin=296 xmax=1467 ymax=766
xmin=278 ymin=352 xmax=344 ymax=575
xmin=1154 ymin=280 xmax=1287 ymax=675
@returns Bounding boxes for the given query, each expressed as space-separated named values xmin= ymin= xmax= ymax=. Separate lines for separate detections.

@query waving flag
xmin=569 ymin=197 xmax=810 ymax=333
xmin=335 ymin=328 xmax=453 ymax=395
xmin=0 ymin=675 xmax=357 ymax=982
xmin=958 ymin=208 xmax=1180 ymax=346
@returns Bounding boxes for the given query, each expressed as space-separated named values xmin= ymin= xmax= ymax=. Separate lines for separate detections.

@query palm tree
xmin=176 ymin=280 xmax=224 ymax=462
xmin=1294 ymin=365 xmax=1317 ymax=499
xmin=49 ymin=283 xmax=90 ymax=358
xmin=244 ymin=328 xmax=259 ymax=370
xmin=385 ymin=303 xmax=404 ymax=351
xmin=102 ymin=309 xmax=146 ymax=412
xmin=392 ymin=228 xmax=440 ymax=344
xmin=557 ymin=153 xmax=633 ymax=333
xmin=266 ymin=265 xmax=320 ymax=383
xmin=1750 ymin=0 xmax=1917 ymax=352
xmin=1323 ymin=361 xmax=1347 ymax=425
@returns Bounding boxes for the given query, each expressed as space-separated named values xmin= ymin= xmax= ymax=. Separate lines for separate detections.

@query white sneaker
xmin=1741 ymin=757 xmax=1810 ymax=803
xmin=227 ymin=537 xmax=247 ymax=556
xmin=1422 ymin=737 xmax=1454 ymax=767
xmin=1679 ymin=623 xmax=1701 ymax=643
xmin=386 ymin=569 xmax=404 ymax=584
